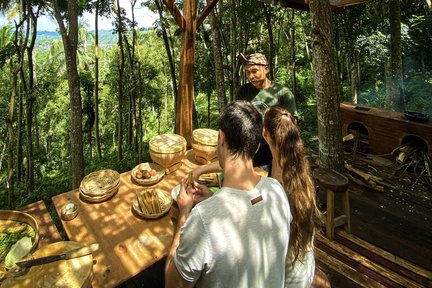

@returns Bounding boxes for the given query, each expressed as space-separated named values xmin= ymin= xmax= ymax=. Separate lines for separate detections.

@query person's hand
xmin=189 ymin=182 xmax=213 ymax=204
xmin=191 ymin=167 xmax=204 ymax=182
xmin=177 ymin=178 xmax=194 ymax=215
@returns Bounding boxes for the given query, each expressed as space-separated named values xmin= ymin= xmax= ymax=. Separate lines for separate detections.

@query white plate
xmin=171 ymin=184 xmax=181 ymax=201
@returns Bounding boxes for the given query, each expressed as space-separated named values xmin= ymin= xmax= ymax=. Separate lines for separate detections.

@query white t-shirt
xmin=174 ymin=177 xmax=292 ymax=288
xmin=285 ymin=248 xmax=315 ymax=288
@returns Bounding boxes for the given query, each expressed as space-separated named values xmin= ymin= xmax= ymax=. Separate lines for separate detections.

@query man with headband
xmin=237 ymin=52 xmax=298 ymax=170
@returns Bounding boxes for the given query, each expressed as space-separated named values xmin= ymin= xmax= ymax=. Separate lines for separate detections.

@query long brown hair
xmin=264 ymin=106 xmax=320 ymax=263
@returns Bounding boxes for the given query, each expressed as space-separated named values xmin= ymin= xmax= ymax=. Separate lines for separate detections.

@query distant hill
xmin=36 ymin=29 xmax=119 ymax=50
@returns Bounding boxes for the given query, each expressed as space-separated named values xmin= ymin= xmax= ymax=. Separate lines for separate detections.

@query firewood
xmin=346 ymin=174 xmax=384 ymax=192
xmin=343 ymin=133 xmax=355 ymax=142
xmin=345 ymin=164 xmax=391 ymax=191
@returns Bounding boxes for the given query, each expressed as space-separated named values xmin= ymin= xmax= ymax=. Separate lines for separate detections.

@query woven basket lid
xmin=79 ymin=169 xmax=120 ymax=197
xmin=192 ymin=129 xmax=218 ymax=146
xmin=149 ymin=134 xmax=187 ymax=153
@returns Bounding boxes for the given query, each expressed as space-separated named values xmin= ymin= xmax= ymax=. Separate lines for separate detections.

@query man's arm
xmin=165 ymin=181 xmax=195 ymax=288
xmin=164 ymin=212 xmax=194 ymax=288
xmin=191 ymin=160 xmax=222 ymax=181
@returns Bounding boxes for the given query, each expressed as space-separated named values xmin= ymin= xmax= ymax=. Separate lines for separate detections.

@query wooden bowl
xmin=0 ymin=211 xmax=40 ymax=270
xmin=131 ymin=162 xmax=165 ymax=186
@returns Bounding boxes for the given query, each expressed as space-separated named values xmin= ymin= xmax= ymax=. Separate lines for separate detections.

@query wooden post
xmin=162 ymin=0 xmax=219 ymax=147
xmin=176 ymin=0 xmax=197 ymax=147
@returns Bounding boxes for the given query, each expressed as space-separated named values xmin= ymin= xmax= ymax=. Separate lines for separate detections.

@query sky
xmin=0 ymin=1 xmax=158 ymax=31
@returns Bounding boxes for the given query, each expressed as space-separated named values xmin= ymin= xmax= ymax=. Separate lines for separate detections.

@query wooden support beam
xmin=161 ymin=0 xmax=185 ymax=30
xmin=330 ymin=0 xmax=367 ymax=7
xmin=197 ymin=0 xmax=220 ymax=28
xmin=174 ymin=0 xmax=198 ymax=147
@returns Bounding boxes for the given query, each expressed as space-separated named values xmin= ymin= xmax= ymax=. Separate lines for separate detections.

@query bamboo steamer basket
xmin=192 ymin=129 xmax=218 ymax=164
xmin=0 ymin=241 xmax=93 ymax=288
xmin=149 ymin=134 xmax=186 ymax=173
xmin=79 ymin=169 xmax=120 ymax=203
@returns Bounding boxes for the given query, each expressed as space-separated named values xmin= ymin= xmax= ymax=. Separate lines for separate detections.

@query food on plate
xmin=4 ymin=237 xmax=32 ymax=269
xmin=188 ymin=171 xmax=194 ymax=185
xmin=137 ymin=169 xmax=157 ymax=180
xmin=136 ymin=190 xmax=162 ymax=215
xmin=149 ymin=169 xmax=157 ymax=176
xmin=135 ymin=170 xmax=143 ymax=179
xmin=0 ymin=219 xmax=35 ymax=269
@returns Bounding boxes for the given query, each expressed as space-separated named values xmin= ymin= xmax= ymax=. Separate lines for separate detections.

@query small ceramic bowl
xmin=61 ymin=202 xmax=78 ymax=221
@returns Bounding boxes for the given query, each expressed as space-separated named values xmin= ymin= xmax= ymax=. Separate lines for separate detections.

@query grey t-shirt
xmin=174 ymin=177 xmax=292 ymax=288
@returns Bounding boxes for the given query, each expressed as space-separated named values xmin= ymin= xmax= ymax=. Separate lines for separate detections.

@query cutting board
xmin=1 ymin=241 xmax=93 ymax=288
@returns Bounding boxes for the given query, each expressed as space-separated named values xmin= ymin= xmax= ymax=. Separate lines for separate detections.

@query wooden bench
xmin=19 ymin=200 xmax=62 ymax=248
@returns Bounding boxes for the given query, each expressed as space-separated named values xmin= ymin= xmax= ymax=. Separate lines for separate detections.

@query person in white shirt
xmin=165 ymin=101 xmax=292 ymax=288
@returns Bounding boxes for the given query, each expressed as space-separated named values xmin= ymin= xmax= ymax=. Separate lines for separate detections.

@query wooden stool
xmin=313 ymin=167 xmax=351 ymax=241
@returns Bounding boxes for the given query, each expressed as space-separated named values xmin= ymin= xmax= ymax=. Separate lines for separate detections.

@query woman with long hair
xmin=263 ymin=106 xmax=321 ymax=287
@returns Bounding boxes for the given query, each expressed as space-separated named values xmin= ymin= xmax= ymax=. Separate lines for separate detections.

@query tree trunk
xmin=15 ymin=7 xmax=30 ymax=186
xmin=300 ymin=15 xmax=313 ymax=71
xmin=309 ymin=0 xmax=345 ymax=173
xmin=7 ymin=59 xmax=18 ymax=209
xmin=426 ymin=0 xmax=431 ymax=13
xmin=138 ymin=62 xmax=144 ymax=163
xmin=350 ymin=59 xmax=359 ymax=103
xmin=130 ymin=0 xmax=139 ymax=153
xmin=53 ymin=0 xmax=85 ymax=189
xmin=264 ymin=6 xmax=274 ymax=80
xmin=94 ymin=2 xmax=102 ymax=160
xmin=155 ymin=0 xmax=178 ymax=118
xmin=25 ymin=7 xmax=38 ymax=194
xmin=385 ymin=0 xmax=404 ymax=112
xmin=230 ymin=0 xmax=238 ymax=103
xmin=209 ymin=1 xmax=227 ymax=113
xmin=115 ymin=0 xmax=125 ymax=161
xmin=123 ymin=31 xmax=134 ymax=149
xmin=17 ymin=86 xmax=23 ymax=182
xmin=289 ymin=9 xmax=297 ymax=100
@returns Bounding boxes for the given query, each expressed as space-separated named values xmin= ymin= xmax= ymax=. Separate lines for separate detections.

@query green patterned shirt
xmin=237 ymin=82 xmax=298 ymax=117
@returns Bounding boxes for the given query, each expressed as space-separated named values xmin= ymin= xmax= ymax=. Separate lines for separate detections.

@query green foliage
xmin=194 ymin=91 xmax=219 ymax=129
xmin=1 ymin=0 xmax=431 ymax=212
xmin=404 ymin=71 xmax=432 ymax=115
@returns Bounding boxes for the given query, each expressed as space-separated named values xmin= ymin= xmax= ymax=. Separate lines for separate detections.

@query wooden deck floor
xmin=315 ymin=179 xmax=432 ymax=287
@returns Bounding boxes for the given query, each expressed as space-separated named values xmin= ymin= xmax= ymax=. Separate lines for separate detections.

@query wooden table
xmin=52 ymin=151 xmax=201 ymax=288
xmin=19 ymin=200 xmax=62 ymax=248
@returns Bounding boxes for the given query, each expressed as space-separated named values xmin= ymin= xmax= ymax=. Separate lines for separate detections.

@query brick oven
xmin=340 ymin=102 xmax=432 ymax=158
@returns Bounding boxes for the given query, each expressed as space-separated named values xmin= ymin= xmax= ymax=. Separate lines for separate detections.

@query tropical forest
xmin=0 ymin=0 xmax=431 ymax=286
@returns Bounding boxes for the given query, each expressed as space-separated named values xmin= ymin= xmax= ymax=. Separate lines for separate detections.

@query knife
xmin=15 ymin=243 xmax=99 ymax=268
